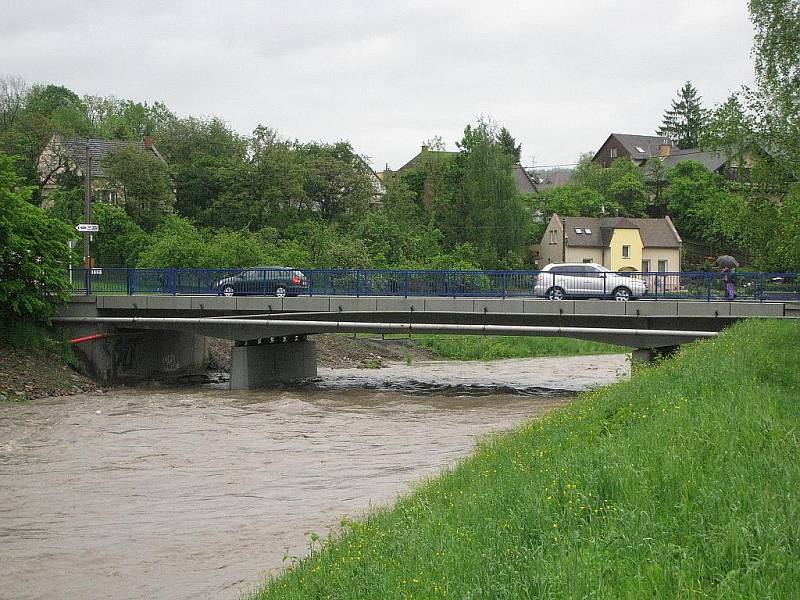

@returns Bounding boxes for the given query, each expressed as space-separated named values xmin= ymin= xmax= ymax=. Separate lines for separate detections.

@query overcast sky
xmin=2 ymin=0 xmax=756 ymax=170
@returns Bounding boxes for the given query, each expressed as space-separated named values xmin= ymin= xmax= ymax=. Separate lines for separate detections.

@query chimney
xmin=144 ymin=134 xmax=153 ymax=150
xmin=659 ymin=141 xmax=672 ymax=157
xmin=421 ymin=144 xmax=429 ymax=153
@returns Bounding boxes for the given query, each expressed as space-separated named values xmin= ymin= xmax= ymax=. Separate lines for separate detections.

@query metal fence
xmin=68 ymin=267 xmax=800 ymax=302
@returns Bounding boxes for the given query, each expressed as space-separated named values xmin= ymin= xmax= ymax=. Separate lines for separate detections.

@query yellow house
xmin=538 ymin=214 xmax=682 ymax=277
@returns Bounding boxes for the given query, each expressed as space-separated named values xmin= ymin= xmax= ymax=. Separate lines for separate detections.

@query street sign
xmin=76 ymin=223 xmax=99 ymax=233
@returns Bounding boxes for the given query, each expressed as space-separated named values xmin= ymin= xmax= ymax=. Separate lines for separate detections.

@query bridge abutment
xmin=230 ymin=338 xmax=317 ymax=389
xmin=69 ymin=328 xmax=208 ymax=384
xmin=632 ymin=345 xmax=679 ymax=363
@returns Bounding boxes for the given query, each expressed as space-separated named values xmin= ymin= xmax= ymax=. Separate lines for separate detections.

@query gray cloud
xmin=2 ymin=0 xmax=755 ymax=169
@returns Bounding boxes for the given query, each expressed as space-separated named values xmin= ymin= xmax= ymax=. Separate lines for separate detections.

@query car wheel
xmin=222 ymin=285 xmax=235 ymax=297
xmin=613 ymin=286 xmax=632 ymax=301
xmin=547 ymin=286 xmax=565 ymax=301
xmin=275 ymin=286 xmax=287 ymax=298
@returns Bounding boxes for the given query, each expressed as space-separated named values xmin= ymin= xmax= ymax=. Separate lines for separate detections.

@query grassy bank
xmin=254 ymin=319 xmax=800 ymax=598
xmin=415 ymin=334 xmax=625 ymax=360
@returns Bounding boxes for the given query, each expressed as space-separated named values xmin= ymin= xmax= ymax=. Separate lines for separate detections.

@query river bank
xmin=0 ymin=323 xmax=98 ymax=402
xmin=253 ymin=319 xmax=800 ymax=599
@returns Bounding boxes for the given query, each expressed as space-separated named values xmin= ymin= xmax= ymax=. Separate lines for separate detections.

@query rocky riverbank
xmin=0 ymin=344 xmax=98 ymax=402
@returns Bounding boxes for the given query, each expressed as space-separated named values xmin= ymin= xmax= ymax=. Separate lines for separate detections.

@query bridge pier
xmin=230 ymin=337 xmax=317 ymax=389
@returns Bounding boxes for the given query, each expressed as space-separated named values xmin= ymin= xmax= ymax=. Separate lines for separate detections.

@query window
xmin=92 ymin=190 xmax=117 ymax=204
xmin=642 ymin=259 xmax=651 ymax=272
xmin=575 ymin=227 xmax=583 ymax=234
xmin=584 ymin=228 xmax=592 ymax=234
xmin=658 ymin=260 xmax=668 ymax=272
xmin=549 ymin=230 xmax=557 ymax=244
xmin=583 ymin=258 xmax=593 ymax=263
xmin=622 ymin=245 xmax=631 ymax=258
xmin=610 ymin=147 xmax=618 ymax=158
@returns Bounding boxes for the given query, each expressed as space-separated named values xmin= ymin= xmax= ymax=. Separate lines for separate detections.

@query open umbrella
xmin=715 ymin=255 xmax=739 ymax=269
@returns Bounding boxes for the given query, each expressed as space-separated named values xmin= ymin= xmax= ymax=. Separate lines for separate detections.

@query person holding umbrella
xmin=716 ymin=255 xmax=739 ymax=301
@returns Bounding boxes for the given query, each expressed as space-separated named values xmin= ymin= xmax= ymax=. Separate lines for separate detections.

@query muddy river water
xmin=1 ymin=354 xmax=628 ymax=600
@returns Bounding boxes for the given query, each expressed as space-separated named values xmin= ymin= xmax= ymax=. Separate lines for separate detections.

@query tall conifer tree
xmin=657 ymin=81 xmax=709 ymax=149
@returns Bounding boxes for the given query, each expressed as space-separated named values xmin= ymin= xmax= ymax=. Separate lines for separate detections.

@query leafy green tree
xmin=657 ymin=81 xmax=709 ymax=149
xmin=450 ymin=121 xmax=528 ymax=266
xmin=200 ymin=230 xmax=269 ymax=268
xmin=665 ymin=161 xmax=746 ymax=250
xmin=48 ymin=187 xmax=84 ymax=224
xmin=84 ymin=96 xmax=174 ymax=141
xmin=570 ymin=153 xmax=614 ymax=199
xmin=747 ymin=0 xmax=800 ymax=180
xmin=607 ymin=159 xmax=648 ymax=217
xmin=91 ymin=204 xmax=148 ymax=266
xmin=103 ymin=145 xmax=175 ymax=230
xmin=536 ymin=185 xmax=610 ymax=219
xmin=297 ymin=142 xmax=372 ymax=221
xmin=701 ymin=95 xmax=755 ymax=170
xmin=0 ymin=152 xmax=72 ymax=322
xmin=135 ymin=216 xmax=205 ymax=268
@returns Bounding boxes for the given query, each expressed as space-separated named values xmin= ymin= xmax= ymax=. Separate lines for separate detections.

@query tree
xmin=657 ymin=81 xmax=709 ymax=149
xmin=91 ymin=204 xmax=148 ymax=266
xmin=665 ymin=161 xmax=746 ymax=250
xmin=536 ymin=185 xmax=609 ymax=219
xmin=0 ymin=152 xmax=72 ymax=322
xmin=450 ymin=121 xmax=528 ymax=266
xmin=607 ymin=159 xmax=648 ymax=217
xmin=135 ymin=216 xmax=205 ymax=268
xmin=84 ymin=95 xmax=174 ymax=141
xmin=296 ymin=142 xmax=372 ymax=221
xmin=643 ymin=156 xmax=669 ymax=205
xmin=103 ymin=146 xmax=175 ymax=230
xmin=497 ymin=127 xmax=522 ymax=162
xmin=701 ymin=94 xmax=756 ymax=174
xmin=747 ymin=0 xmax=800 ymax=180
xmin=0 ymin=76 xmax=27 ymax=131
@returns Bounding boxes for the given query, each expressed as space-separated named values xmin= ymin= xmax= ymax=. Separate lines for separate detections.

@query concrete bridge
xmin=55 ymin=294 xmax=798 ymax=389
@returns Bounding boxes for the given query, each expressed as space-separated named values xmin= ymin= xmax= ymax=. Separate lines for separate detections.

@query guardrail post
xmin=127 ymin=269 xmax=134 ymax=295
xmin=501 ymin=272 xmax=507 ymax=299
xmin=84 ymin=268 xmax=91 ymax=296
xmin=706 ymin=273 xmax=712 ymax=302
xmin=404 ymin=271 xmax=409 ymax=298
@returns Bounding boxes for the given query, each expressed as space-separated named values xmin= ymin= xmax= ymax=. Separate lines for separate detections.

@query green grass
xmin=253 ymin=319 xmax=800 ymax=599
xmin=415 ymin=334 xmax=625 ymax=360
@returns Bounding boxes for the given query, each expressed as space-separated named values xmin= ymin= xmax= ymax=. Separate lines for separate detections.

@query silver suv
xmin=534 ymin=263 xmax=647 ymax=301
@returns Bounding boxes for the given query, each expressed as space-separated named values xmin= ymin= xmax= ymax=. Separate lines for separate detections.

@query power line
xmin=522 ymin=162 xmax=579 ymax=169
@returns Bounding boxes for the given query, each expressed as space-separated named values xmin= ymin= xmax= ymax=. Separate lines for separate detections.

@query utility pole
xmin=83 ymin=142 xmax=92 ymax=267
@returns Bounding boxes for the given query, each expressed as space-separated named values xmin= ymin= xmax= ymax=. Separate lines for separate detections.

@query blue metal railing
xmin=69 ymin=267 xmax=800 ymax=302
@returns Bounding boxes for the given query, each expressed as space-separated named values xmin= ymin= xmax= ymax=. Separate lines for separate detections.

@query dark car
xmin=215 ymin=266 xmax=308 ymax=297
